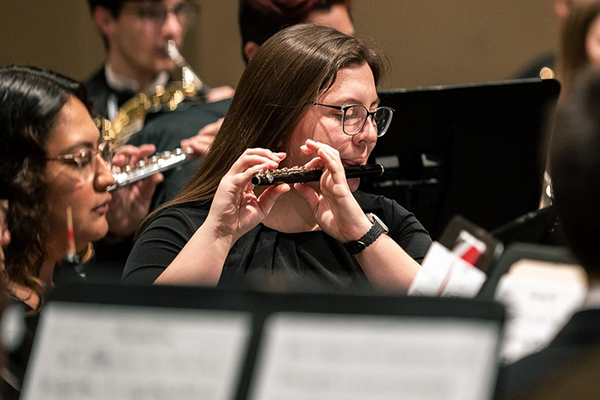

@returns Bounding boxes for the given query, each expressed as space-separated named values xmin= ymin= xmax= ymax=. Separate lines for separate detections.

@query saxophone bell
xmin=166 ymin=40 xmax=210 ymax=97
xmin=111 ymin=41 xmax=212 ymax=148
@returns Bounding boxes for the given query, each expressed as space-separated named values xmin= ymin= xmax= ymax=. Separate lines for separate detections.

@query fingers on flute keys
xmin=228 ymin=149 xmax=286 ymax=185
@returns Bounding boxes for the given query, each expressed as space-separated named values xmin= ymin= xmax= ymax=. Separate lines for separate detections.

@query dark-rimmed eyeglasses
xmin=47 ymin=139 xmax=114 ymax=183
xmin=313 ymin=103 xmax=394 ymax=137
xmin=121 ymin=1 xmax=199 ymax=28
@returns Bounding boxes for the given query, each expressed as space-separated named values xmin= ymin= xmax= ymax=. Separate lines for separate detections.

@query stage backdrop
xmin=0 ymin=0 xmax=557 ymax=90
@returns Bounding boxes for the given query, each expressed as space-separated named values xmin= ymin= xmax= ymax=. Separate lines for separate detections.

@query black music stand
xmin=21 ymin=283 xmax=504 ymax=400
xmin=365 ymin=79 xmax=560 ymax=239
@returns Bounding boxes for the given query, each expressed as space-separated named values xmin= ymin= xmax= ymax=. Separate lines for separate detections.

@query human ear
xmin=93 ymin=6 xmax=117 ymax=38
xmin=244 ymin=42 xmax=260 ymax=61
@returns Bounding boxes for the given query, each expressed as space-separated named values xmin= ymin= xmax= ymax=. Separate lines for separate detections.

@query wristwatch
xmin=343 ymin=213 xmax=389 ymax=255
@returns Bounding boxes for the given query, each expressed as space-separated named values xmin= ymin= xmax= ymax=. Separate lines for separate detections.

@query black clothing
xmin=496 ymin=308 xmax=600 ymax=399
xmin=123 ymin=191 xmax=432 ymax=290
xmin=84 ymin=67 xmax=136 ymax=119
xmin=2 ymin=302 xmax=38 ymax=400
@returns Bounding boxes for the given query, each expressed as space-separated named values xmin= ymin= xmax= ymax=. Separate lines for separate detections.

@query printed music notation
xmin=21 ymin=304 xmax=252 ymax=400
xmin=249 ymin=313 xmax=500 ymax=400
xmin=494 ymin=260 xmax=587 ymax=364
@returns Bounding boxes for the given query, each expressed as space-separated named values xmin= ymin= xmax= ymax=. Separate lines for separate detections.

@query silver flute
xmin=252 ymin=164 xmax=385 ymax=186
xmin=108 ymin=147 xmax=194 ymax=192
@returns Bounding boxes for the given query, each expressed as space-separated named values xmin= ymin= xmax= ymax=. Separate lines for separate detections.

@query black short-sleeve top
xmin=123 ymin=191 xmax=432 ymax=291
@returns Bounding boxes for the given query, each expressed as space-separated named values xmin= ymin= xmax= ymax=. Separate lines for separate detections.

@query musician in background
xmin=0 ymin=66 xmax=141 ymax=396
xmin=85 ymin=0 xmax=234 ymax=121
xmin=123 ymin=24 xmax=432 ymax=291
xmin=180 ymin=0 xmax=355 ymax=154
xmin=558 ymin=0 xmax=600 ymax=95
xmin=239 ymin=0 xmax=353 ymax=63
xmin=514 ymin=0 xmax=574 ymax=79
xmin=497 ymin=68 xmax=600 ymax=399
xmin=0 ymin=64 xmax=164 ymax=298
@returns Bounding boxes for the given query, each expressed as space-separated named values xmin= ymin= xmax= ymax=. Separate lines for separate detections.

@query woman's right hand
xmin=204 ymin=149 xmax=290 ymax=243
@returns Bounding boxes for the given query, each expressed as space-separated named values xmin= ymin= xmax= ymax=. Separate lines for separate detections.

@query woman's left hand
xmin=293 ymin=139 xmax=372 ymax=242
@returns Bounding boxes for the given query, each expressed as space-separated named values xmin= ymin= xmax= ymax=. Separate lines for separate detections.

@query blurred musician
xmin=514 ymin=0 xmax=574 ymax=79
xmin=559 ymin=0 xmax=600 ymax=95
xmin=498 ymin=68 xmax=600 ymax=399
xmin=85 ymin=0 xmax=234 ymax=121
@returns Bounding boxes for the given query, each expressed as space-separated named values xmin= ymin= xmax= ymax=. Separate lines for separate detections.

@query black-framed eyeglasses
xmin=47 ymin=139 xmax=114 ymax=183
xmin=313 ymin=103 xmax=394 ymax=137
xmin=121 ymin=1 xmax=199 ymax=28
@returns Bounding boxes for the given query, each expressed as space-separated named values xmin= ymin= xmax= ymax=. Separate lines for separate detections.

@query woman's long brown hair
xmin=140 ymin=24 xmax=386 ymax=233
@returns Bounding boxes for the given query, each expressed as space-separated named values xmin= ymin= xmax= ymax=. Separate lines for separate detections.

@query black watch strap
xmin=343 ymin=213 xmax=389 ymax=255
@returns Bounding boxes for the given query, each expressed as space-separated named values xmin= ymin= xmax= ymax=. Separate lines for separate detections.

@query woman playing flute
xmin=123 ymin=24 xmax=432 ymax=292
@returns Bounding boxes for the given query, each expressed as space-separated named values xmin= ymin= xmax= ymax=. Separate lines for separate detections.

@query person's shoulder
xmin=354 ymin=191 xmax=408 ymax=217
xmin=140 ymin=201 xmax=211 ymax=237
xmin=146 ymin=97 xmax=232 ymax=126
xmin=354 ymin=191 xmax=431 ymax=238
xmin=151 ymin=201 xmax=211 ymax=222
xmin=133 ymin=98 xmax=232 ymax=147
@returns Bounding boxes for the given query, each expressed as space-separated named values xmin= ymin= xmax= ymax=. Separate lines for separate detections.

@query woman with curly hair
xmin=0 ymin=66 xmax=115 ymax=311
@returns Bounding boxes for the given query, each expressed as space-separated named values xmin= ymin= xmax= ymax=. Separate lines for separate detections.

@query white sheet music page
xmin=495 ymin=260 xmax=587 ymax=363
xmin=408 ymin=242 xmax=487 ymax=298
xmin=249 ymin=313 xmax=500 ymax=400
xmin=21 ymin=303 xmax=252 ymax=400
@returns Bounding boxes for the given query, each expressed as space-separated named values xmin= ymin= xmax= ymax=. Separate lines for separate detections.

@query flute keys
xmin=264 ymin=170 xmax=274 ymax=184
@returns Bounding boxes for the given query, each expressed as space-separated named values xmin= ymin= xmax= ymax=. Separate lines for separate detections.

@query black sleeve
xmin=122 ymin=206 xmax=207 ymax=284
xmin=385 ymin=200 xmax=433 ymax=264
xmin=356 ymin=192 xmax=432 ymax=264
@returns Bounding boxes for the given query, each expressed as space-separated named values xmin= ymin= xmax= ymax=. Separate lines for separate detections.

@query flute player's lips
xmin=342 ymin=158 xmax=367 ymax=167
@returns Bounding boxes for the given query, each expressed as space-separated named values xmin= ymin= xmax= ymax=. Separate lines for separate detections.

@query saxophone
xmin=112 ymin=40 xmax=210 ymax=148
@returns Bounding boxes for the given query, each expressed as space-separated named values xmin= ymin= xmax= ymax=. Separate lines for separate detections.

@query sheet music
xmin=408 ymin=242 xmax=487 ymax=298
xmin=495 ymin=260 xmax=587 ymax=364
xmin=249 ymin=313 xmax=500 ymax=400
xmin=21 ymin=303 xmax=252 ymax=400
